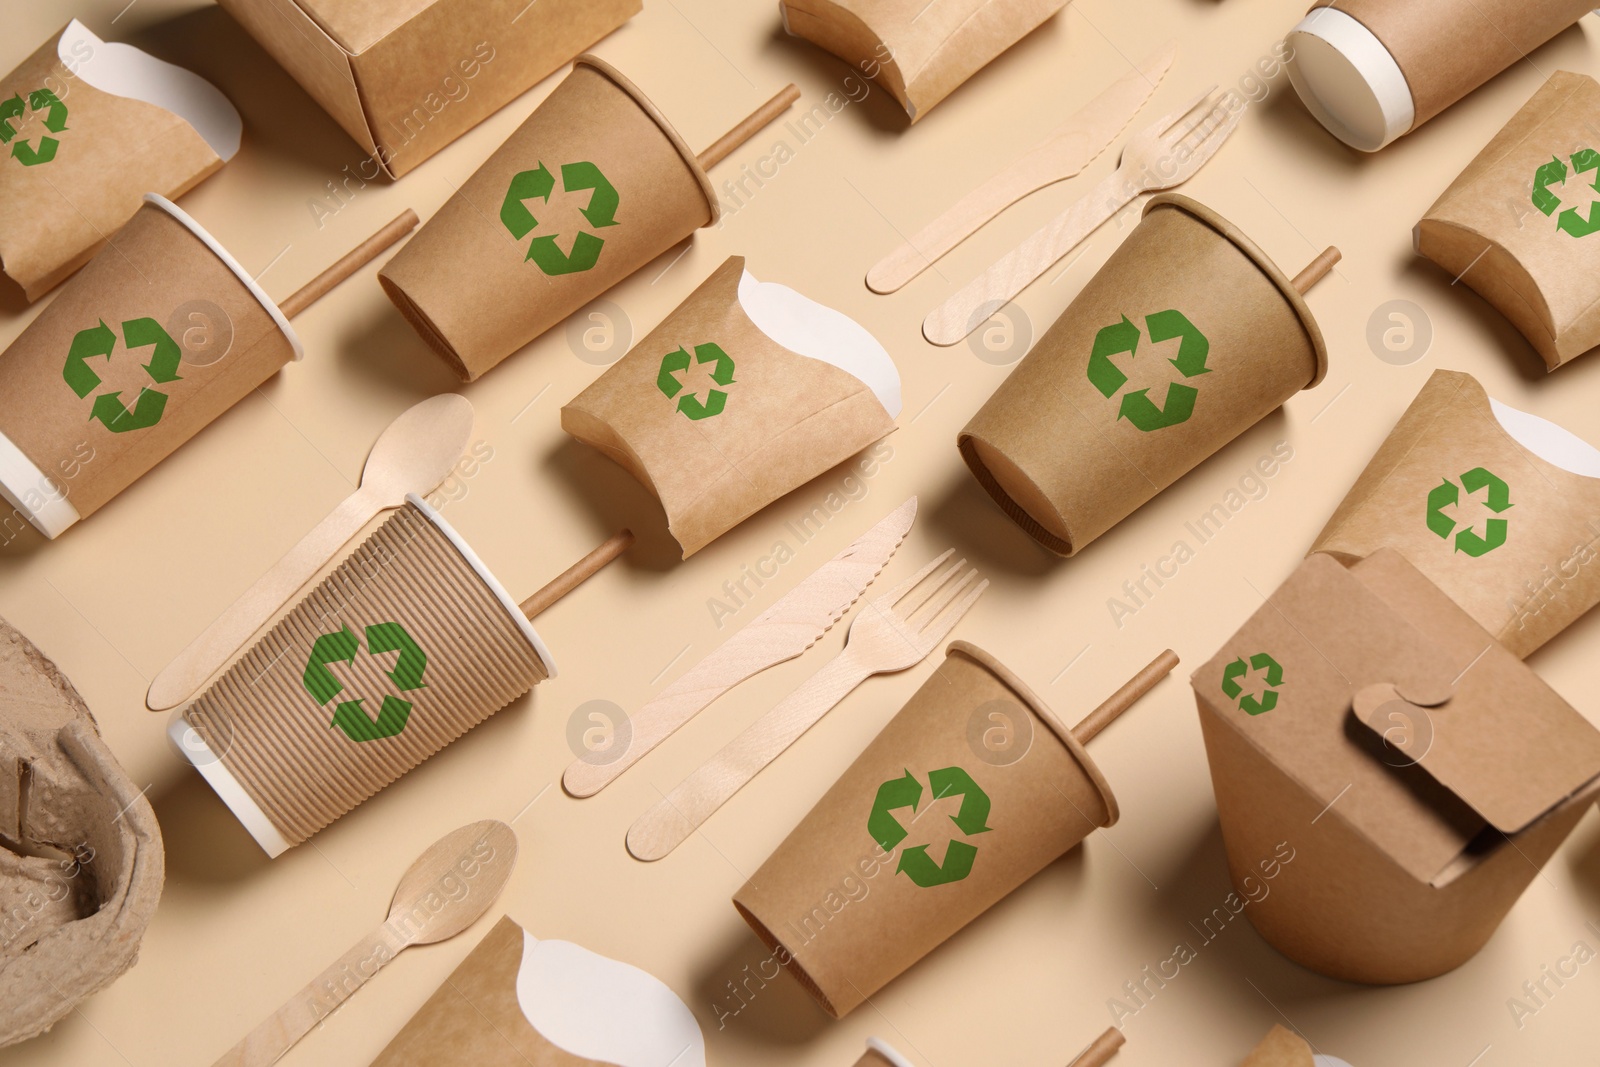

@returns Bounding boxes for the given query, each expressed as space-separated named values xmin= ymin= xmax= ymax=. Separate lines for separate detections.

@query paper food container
xmin=1310 ymin=369 xmax=1600 ymax=659
xmin=1241 ymin=1025 xmax=1354 ymax=1067
xmin=379 ymin=55 xmax=718 ymax=381
xmin=172 ymin=495 xmax=554 ymax=858
xmin=778 ymin=0 xmax=1068 ymax=122
xmin=733 ymin=642 xmax=1119 ymax=1018
xmin=370 ymin=915 xmax=706 ymax=1066
xmin=0 ymin=194 xmax=300 ymax=540
xmin=852 ymin=1038 xmax=915 ymax=1067
xmin=562 ymin=255 xmax=900 ymax=557
xmin=958 ymin=194 xmax=1327 ymax=557
xmin=216 ymin=0 xmax=637 ymax=179
xmin=1193 ymin=549 xmax=1600 ymax=984
xmin=1285 ymin=0 xmax=1594 ymax=152
xmin=0 ymin=19 xmax=241 ymax=301
xmin=0 ymin=614 xmax=162 ymax=1048
xmin=1417 ymin=71 xmax=1600 ymax=370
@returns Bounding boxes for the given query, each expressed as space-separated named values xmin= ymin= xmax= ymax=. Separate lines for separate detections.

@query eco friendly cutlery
xmin=211 ymin=820 xmax=517 ymax=1067
xmin=146 ymin=394 xmax=477 ymax=711
xmin=866 ymin=44 xmax=1174 ymax=294
xmin=626 ymin=550 xmax=987 ymax=861
xmin=563 ymin=497 xmax=918 ymax=798
xmin=923 ymin=87 xmax=1244 ymax=346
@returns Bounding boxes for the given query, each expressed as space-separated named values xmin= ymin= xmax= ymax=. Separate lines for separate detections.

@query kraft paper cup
xmin=1286 ymin=0 xmax=1594 ymax=151
xmin=958 ymin=194 xmax=1326 ymax=557
xmin=379 ymin=54 xmax=718 ymax=381
xmin=733 ymin=642 xmax=1117 ymax=1018
xmin=174 ymin=494 xmax=554 ymax=857
xmin=0 ymin=194 xmax=300 ymax=539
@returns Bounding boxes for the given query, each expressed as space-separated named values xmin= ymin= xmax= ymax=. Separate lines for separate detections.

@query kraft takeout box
xmin=562 ymin=255 xmax=901 ymax=557
xmin=216 ymin=0 xmax=637 ymax=179
xmin=174 ymin=495 xmax=554 ymax=857
xmin=733 ymin=642 xmax=1120 ymax=1018
xmin=0 ymin=20 xmax=240 ymax=301
xmin=380 ymin=55 xmax=717 ymax=380
xmin=1286 ymin=0 xmax=1594 ymax=151
xmin=1193 ymin=548 xmax=1600 ymax=984
xmin=370 ymin=915 xmax=706 ymax=1066
xmin=0 ymin=195 xmax=300 ymax=540
xmin=1417 ymin=72 xmax=1600 ymax=370
xmin=1311 ymin=369 xmax=1600 ymax=659
xmin=958 ymin=194 xmax=1327 ymax=557
xmin=778 ymin=0 xmax=1068 ymax=122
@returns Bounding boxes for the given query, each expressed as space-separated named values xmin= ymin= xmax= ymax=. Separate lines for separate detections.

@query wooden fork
xmin=626 ymin=550 xmax=988 ymax=861
xmin=923 ymin=87 xmax=1244 ymax=346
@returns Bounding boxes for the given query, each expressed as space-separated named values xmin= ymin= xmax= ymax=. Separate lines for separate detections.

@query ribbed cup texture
xmin=185 ymin=502 xmax=548 ymax=845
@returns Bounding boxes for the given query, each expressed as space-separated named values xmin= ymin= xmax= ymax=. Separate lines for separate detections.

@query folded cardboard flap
xmin=1416 ymin=71 xmax=1600 ymax=369
xmin=217 ymin=0 xmax=639 ymax=178
xmin=1203 ymin=549 xmax=1600 ymax=889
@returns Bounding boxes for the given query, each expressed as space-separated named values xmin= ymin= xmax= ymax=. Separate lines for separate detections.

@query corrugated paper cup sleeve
xmin=959 ymin=194 xmax=1326 ymax=556
xmin=378 ymin=55 xmax=716 ymax=381
xmin=562 ymin=255 xmax=897 ymax=557
xmin=733 ymin=642 xmax=1116 ymax=1018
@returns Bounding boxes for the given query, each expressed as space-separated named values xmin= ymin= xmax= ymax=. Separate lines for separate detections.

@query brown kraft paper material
xmin=0 ymin=24 xmax=227 ymax=301
xmin=1240 ymin=1026 xmax=1313 ymax=1067
xmin=733 ymin=642 xmax=1119 ymax=1018
xmin=779 ymin=0 xmax=1068 ymax=122
xmin=372 ymin=914 xmax=706 ymax=1066
xmin=218 ymin=0 xmax=638 ymax=180
xmin=958 ymin=194 xmax=1327 ymax=556
xmin=379 ymin=55 xmax=716 ymax=381
xmin=0 ymin=615 xmax=163 ymax=1047
xmin=0 ymin=198 xmax=298 ymax=525
xmin=184 ymin=499 xmax=551 ymax=848
xmin=1192 ymin=549 xmax=1600 ymax=983
xmin=562 ymin=256 xmax=898 ymax=558
xmin=1310 ymin=369 xmax=1600 ymax=659
xmin=1417 ymin=71 xmax=1600 ymax=370
xmin=1309 ymin=0 xmax=1594 ymax=130
xmin=371 ymin=917 xmax=600 ymax=1066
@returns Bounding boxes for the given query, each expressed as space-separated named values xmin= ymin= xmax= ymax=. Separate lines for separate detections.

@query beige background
xmin=3 ymin=1 xmax=1600 ymax=1064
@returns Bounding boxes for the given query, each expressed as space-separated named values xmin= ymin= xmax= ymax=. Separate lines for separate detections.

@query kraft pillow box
xmin=0 ymin=19 xmax=241 ymax=301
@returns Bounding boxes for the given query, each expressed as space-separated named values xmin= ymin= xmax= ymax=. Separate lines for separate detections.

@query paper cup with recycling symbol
xmin=0 ymin=194 xmax=300 ymax=540
xmin=172 ymin=494 xmax=554 ymax=857
xmin=732 ymin=642 xmax=1118 ymax=1018
xmin=958 ymin=194 xmax=1327 ymax=557
xmin=379 ymin=54 xmax=718 ymax=382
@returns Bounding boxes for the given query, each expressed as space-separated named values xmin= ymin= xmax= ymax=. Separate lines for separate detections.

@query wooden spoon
xmin=146 ymin=394 xmax=476 ymax=711
xmin=211 ymin=820 xmax=517 ymax=1067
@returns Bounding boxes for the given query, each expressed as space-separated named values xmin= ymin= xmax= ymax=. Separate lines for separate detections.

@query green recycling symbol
xmin=499 ymin=160 xmax=619 ymax=276
xmin=0 ymin=88 xmax=67 ymax=166
xmin=1427 ymin=466 xmax=1512 ymax=557
xmin=63 ymin=318 xmax=183 ymax=433
xmin=1087 ymin=310 xmax=1210 ymax=431
xmin=1221 ymin=652 xmax=1283 ymax=716
xmin=1532 ymin=150 xmax=1600 ymax=238
xmin=302 ymin=622 xmax=428 ymax=743
xmin=657 ymin=342 xmax=735 ymax=420
xmin=869 ymin=766 xmax=992 ymax=888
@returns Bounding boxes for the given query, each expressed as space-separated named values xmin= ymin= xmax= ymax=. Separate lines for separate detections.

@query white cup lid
xmin=1287 ymin=7 xmax=1415 ymax=152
